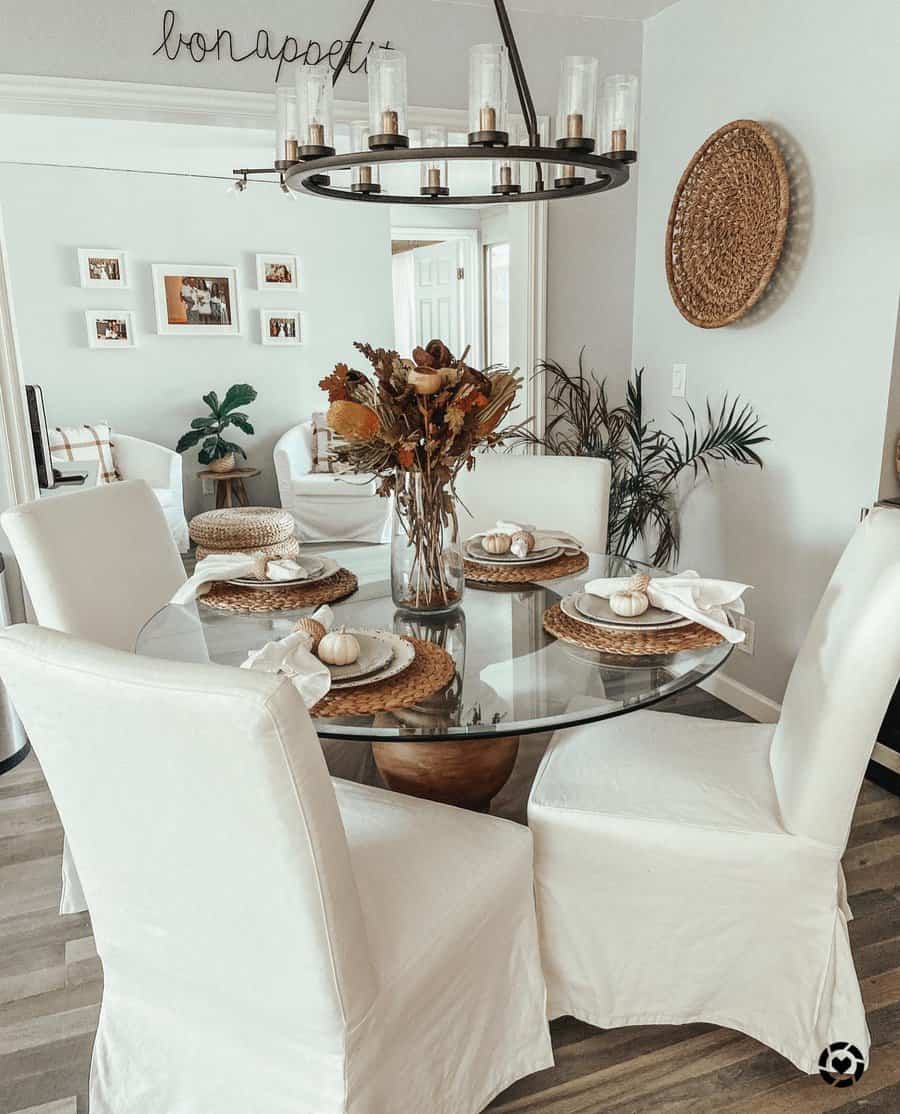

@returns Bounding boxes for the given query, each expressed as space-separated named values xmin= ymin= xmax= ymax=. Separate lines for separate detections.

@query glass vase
xmin=391 ymin=471 xmax=465 ymax=614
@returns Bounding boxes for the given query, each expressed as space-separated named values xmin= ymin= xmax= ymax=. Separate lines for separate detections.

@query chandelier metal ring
xmin=284 ymin=146 xmax=631 ymax=205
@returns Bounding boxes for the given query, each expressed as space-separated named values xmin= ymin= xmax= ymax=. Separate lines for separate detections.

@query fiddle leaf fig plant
xmin=176 ymin=383 xmax=258 ymax=465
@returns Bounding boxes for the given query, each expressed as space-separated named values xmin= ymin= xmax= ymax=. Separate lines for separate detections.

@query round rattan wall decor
xmin=665 ymin=119 xmax=789 ymax=328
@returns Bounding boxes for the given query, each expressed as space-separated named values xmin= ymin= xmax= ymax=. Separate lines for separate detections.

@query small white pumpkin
xmin=317 ymin=627 xmax=360 ymax=666
xmin=609 ymin=589 xmax=649 ymax=618
xmin=510 ymin=530 xmax=535 ymax=558
xmin=482 ymin=531 xmax=511 ymax=555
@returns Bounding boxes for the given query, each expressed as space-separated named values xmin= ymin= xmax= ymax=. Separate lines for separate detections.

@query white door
xmin=410 ymin=240 xmax=462 ymax=353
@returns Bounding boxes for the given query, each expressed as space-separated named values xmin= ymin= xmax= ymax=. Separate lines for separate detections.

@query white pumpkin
xmin=510 ymin=530 xmax=535 ymax=558
xmin=317 ymin=628 xmax=360 ymax=666
xmin=609 ymin=589 xmax=649 ymax=618
xmin=482 ymin=531 xmax=511 ymax=555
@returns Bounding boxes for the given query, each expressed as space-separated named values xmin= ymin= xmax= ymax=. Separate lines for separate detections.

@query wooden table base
xmin=372 ymin=735 xmax=519 ymax=812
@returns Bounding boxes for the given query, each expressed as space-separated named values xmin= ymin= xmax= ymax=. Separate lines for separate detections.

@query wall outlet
xmin=734 ymin=613 xmax=755 ymax=655
xmin=202 ymin=477 xmax=214 ymax=496
xmin=672 ymin=363 xmax=687 ymax=398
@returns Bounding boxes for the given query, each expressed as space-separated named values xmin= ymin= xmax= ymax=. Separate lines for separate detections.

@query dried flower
xmin=326 ymin=400 xmax=380 ymax=441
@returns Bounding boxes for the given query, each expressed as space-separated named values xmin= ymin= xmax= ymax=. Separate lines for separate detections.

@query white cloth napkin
xmin=584 ymin=569 xmax=749 ymax=644
xmin=240 ymin=605 xmax=334 ymax=708
xmin=475 ymin=521 xmax=583 ymax=557
xmin=170 ymin=552 xmax=309 ymax=606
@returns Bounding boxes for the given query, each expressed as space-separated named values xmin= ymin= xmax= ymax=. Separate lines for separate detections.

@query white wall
xmin=0 ymin=154 xmax=393 ymax=516
xmin=631 ymin=0 xmax=900 ymax=703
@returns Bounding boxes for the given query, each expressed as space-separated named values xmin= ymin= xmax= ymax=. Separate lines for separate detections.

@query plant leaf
xmin=190 ymin=416 xmax=217 ymax=430
xmin=175 ymin=429 xmax=206 ymax=453
xmin=226 ymin=414 xmax=255 ymax=435
xmin=220 ymin=383 xmax=257 ymax=415
xmin=202 ymin=391 xmax=220 ymax=417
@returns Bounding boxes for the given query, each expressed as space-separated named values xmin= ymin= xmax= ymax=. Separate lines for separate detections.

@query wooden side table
xmin=197 ymin=467 xmax=260 ymax=509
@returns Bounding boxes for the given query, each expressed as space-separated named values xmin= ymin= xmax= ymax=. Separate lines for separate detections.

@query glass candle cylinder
xmin=600 ymin=73 xmax=639 ymax=157
xmin=295 ymin=63 xmax=335 ymax=156
xmin=468 ymin=44 xmax=509 ymax=145
xmin=493 ymin=119 xmax=524 ymax=194
xmin=275 ymin=83 xmax=298 ymax=165
xmin=351 ymin=121 xmax=380 ymax=193
xmin=555 ymin=56 xmax=599 ymax=152
xmin=368 ymin=48 xmax=409 ymax=149
xmin=420 ymin=126 xmax=449 ymax=196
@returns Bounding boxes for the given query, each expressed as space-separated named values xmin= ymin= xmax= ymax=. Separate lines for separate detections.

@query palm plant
xmin=525 ymin=355 xmax=768 ymax=567
xmin=175 ymin=384 xmax=257 ymax=465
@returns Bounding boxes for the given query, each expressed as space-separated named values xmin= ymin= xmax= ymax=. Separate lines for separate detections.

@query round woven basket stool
xmin=195 ymin=536 xmax=300 ymax=562
xmin=189 ymin=507 xmax=295 ymax=550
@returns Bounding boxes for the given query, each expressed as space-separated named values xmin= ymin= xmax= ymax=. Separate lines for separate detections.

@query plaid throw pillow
xmin=311 ymin=412 xmax=335 ymax=474
xmin=49 ymin=422 xmax=120 ymax=484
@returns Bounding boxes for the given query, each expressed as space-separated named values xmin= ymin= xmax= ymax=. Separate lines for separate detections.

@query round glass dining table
xmin=136 ymin=549 xmax=731 ymax=809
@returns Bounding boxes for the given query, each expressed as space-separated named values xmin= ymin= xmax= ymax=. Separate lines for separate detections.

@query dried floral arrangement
xmin=319 ymin=338 xmax=523 ymax=608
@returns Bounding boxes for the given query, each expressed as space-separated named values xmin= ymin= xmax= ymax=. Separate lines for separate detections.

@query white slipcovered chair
xmin=455 ymin=453 xmax=611 ymax=552
xmin=0 ymin=624 xmax=554 ymax=1114
xmin=274 ymin=421 xmax=392 ymax=543
xmin=528 ymin=507 xmax=900 ymax=1075
xmin=1 ymin=480 xmax=187 ymax=914
xmin=114 ymin=434 xmax=189 ymax=553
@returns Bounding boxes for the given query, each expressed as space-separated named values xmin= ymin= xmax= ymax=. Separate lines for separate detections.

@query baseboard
xmin=699 ymin=671 xmax=781 ymax=723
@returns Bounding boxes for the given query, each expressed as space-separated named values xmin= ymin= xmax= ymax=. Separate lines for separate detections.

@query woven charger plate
xmin=465 ymin=550 xmax=589 ymax=585
xmin=199 ymin=568 xmax=358 ymax=612
xmin=543 ymin=603 xmax=724 ymax=656
xmin=313 ymin=639 xmax=455 ymax=718
xmin=195 ymin=537 xmax=300 ymax=562
xmin=666 ymin=119 xmax=789 ymax=328
xmin=189 ymin=506 xmax=295 ymax=548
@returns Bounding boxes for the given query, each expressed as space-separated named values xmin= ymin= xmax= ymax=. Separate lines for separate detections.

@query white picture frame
xmin=85 ymin=310 xmax=136 ymax=349
xmin=256 ymin=253 xmax=300 ymax=291
xmin=151 ymin=264 xmax=241 ymax=336
xmin=78 ymin=248 xmax=129 ymax=289
xmin=261 ymin=309 xmax=304 ymax=346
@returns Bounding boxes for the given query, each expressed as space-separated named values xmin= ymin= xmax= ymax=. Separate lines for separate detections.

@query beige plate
xmin=228 ymin=555 xmax=338 ymax=589
xmin=328 ymin=630 xmax=416 ymax=690
xmin=465 ymin=538 xmax=562 ymax=566
xmin=561 ymin=593 xmax=691 ymax=631
xmin=326 ymin=632 xmax=394 ymax=683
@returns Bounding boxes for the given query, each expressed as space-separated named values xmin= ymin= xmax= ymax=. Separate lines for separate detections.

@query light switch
xmin=672 ymin=363 xmax=687 ymax=398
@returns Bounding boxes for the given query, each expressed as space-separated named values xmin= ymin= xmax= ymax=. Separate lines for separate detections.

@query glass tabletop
xmin=135 ymin=549 xmax=731 ymax=742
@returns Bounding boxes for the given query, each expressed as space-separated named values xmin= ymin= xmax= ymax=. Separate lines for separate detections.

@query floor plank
xmin=0 ymin=693 xmax=898 ymax=1113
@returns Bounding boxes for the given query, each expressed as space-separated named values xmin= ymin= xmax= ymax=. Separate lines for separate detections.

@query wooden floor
xmin=1 ymin=690 xmax=899 ymax=1114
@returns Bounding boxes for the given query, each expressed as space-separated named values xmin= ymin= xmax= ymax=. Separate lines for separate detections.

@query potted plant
xmin=176 ymin=384 xmax=257 ymax=473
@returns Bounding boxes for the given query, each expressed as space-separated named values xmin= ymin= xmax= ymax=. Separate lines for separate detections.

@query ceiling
xmin=432 ymin=0 xmax=680 ymax=20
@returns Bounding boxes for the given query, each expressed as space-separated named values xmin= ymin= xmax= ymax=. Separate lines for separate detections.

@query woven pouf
xmin=189 ymin=507 xmax=295 ymax=550
xmin=195 ymin=536 xmax=300 ymax=562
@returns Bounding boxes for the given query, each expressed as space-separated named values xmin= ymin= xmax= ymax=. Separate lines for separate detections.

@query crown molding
xmin=0 ymin=73 xmax=468 ymax=132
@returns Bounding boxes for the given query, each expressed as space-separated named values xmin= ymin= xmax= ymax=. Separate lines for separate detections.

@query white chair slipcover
xmin=0 ymin=625 xmax=553 ymax=1114
xmin=115 ymin=434 xmax=190 ymax=552
xmin=274 ymin=421 xmax=392 ymax=543
xmin=455 ymin=454 xmax=611 ymax=552
xmin=528 ymin=507 xmax=900 ymax=1074
xmin=1 ymin=479 xmax=187 ymax=914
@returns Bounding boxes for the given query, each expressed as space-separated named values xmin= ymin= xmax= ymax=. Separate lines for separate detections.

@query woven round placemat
xmin=666 ymin=119 xmax=789 ymax=329
xmin=199 ymin=568 xmax=358 ymax=612
xmin=465 ymin=550 xmax=589 ymax=585
xmin=312 ymin=639 xmax=455 ymax=718
xmin=189 ymin=506 xmax=295 ymax=548
xmin=195 ymin=537 xmax=300 ymax=562
xmin=543 ymin=603 xmax=724 ymax=656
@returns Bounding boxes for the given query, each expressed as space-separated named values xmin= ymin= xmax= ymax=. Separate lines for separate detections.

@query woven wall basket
xmin=666 ymin=119 xmax=789 ymax=328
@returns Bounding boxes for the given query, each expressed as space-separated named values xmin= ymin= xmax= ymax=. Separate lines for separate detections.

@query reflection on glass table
xmin=136 ymin=551 xmax=731 ymax=809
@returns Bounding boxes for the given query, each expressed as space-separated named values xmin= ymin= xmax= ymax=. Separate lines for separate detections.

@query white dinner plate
xmin=465 ymin=538 xmax=562 ymax=566
xmin=228 ymin=555 xmax=339 ymax=589
xmin=560 ymin=593 xmax=691 ymax=631
xmin=325 ymin=632 xmax=394 ymax=683
xmin=328 ymin=630 xmax=417 ymax=690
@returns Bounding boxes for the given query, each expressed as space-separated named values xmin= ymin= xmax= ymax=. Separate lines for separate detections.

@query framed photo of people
xmin=78 ymin=249 xmax=129 ymax=289
xmin=261 ymin=309 xmax=303 ymax=346
xmin=256 ymin=254 xmax=300 ymax=292
xmin=151 ymin=265 xmax=241 ymax=336
xmin=85 ymin=310 xmax=137 ymax=349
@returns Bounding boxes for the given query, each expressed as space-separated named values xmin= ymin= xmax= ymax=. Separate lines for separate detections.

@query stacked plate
xmin=227 ymin=554 xmax=340 ymax=589
xmin=560 ymin=590 xmax=691 ymax=632
xmin=325 ymin=628 xmax=416 ymax=690
xmin=465 ymin=536 xmax=562 ymax=567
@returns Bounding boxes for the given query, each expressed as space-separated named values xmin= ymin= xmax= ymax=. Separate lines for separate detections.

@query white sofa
xmin=274 ymin=421 xmax=392 ymax=543
xmin=114 ymin=434 xmax=189 ymax=552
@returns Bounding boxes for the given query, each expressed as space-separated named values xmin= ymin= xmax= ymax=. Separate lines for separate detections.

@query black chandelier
xmin=233 ymin=0 xmax=638 ymax=206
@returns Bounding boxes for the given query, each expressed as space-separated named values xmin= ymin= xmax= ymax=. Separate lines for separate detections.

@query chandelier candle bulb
xmin=381 ymin=110 xmax=399 ymax=135
xmin=420 ymin=125 xmax=450 ymax=196
xmin=359 ymin=165 xmax=372 ymax=185
xmin=350 ymin=120 xmax=380 ymax=193
xmin=567 ymin=113 xmax=584 ymax=138
xmin=480 ymin=106 xmax=497 ymax=133
xmin=612 ymin=129 xmax=627 ymax=152
xmin=427 ymin=168 xmax=441 ymax=188
xmin=308 ymin=123 xmax=325 ymax=147
xmin=500 ymin=165 xmax=512 ymax=186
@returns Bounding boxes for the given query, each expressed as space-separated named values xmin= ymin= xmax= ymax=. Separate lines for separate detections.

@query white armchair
xmin=274 ymin=421 xmax=392 ymax=543
xmin=114 ymin=434 xmax=189 ymax=552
